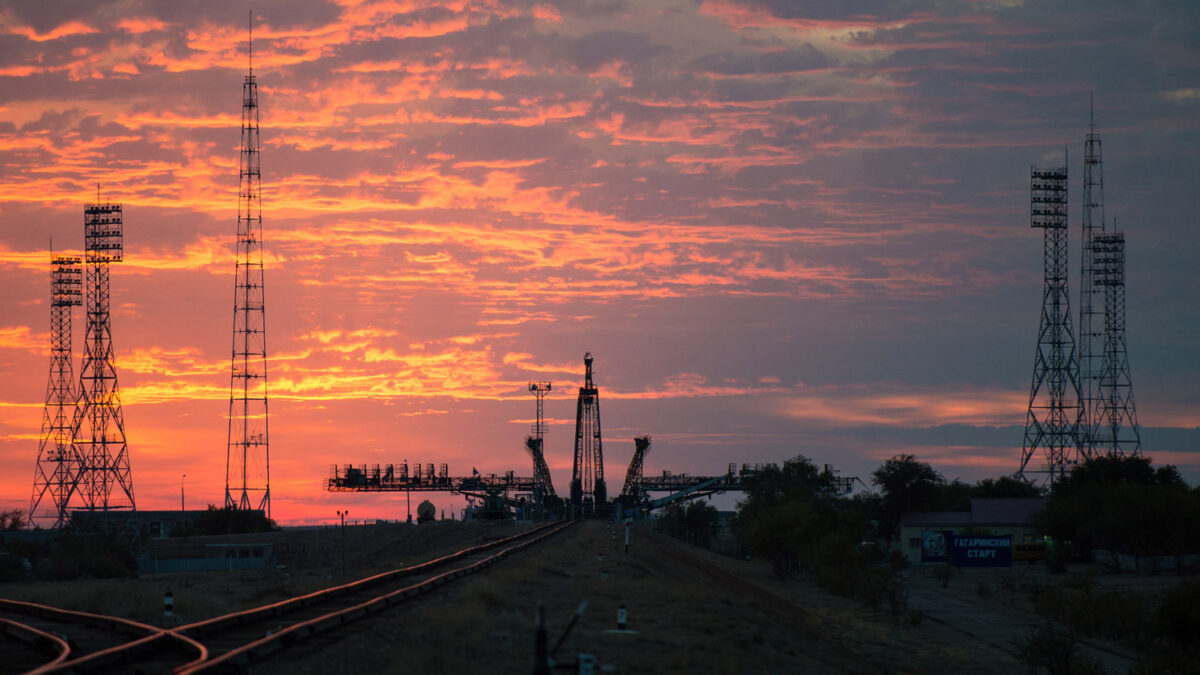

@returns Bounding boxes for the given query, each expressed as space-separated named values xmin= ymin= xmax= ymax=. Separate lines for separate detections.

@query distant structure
xmin=617 ymin=435 xmax=651 ymax=510
xmin=1078 ymin=105 xmax=1141 ymax=457
xmin=73 ymin=200 xmax=135 ymax=512
xmin=225 ymin=20 xmax=271 ymax=516
xmin=569 ymin=353 xmax=606 ymax=517
xmin=526 ymin=381 xmax=556 ymax=515
xmin=1077 ymin=104 xmax=1105 ymax=457
xmin=1020 ymin=165 xmax=1084 ymax=484
xmin=1092 ymin=230 xmax=1141 ymax=455
xmin=29 ymin=255 xmax=83 ymax=527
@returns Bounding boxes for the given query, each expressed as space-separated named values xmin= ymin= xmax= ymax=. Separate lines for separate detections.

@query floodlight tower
xmin=1019 ymin=165 xmax=1083 ymax=484
xmin=226 ymin=20 xmax=271 ymax=517
xmin=527 ymin=381 xmax=553 ymax=514
xmin=29 ymin=255 xmax=83 ymax=527
xmin=1077 ymin=100 xmax=1105 ymax=457
xmin=569 ymin=353 xmax=606 ymax=517
xmin=73 ymin=200 xmax=136 ymax=512
xmin=1092 ymin=231 xmax=1141 ymax=456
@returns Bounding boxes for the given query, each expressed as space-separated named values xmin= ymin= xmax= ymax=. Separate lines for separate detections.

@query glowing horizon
xmin=2 ymin=0 xmax=1198 ymax=525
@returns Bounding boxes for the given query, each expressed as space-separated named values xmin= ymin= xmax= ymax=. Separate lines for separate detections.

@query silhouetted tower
xmin=1078 ymin=100 xmax=1105 ymax=456
xmin=226 ymin=21 xmax=271 ymax=516
xmin=618 ymin=435 xmax=651 ymax=508
xmin=29 ymin=255 xmax=82 ymax=527
xmin=73 ymin=201 xmax=135 ymax=512
xmin=570 ymin=353 xmax=606 ymax=517
xmin=526 ymin=381 xmax=555 ymax=515
xmin=1020 ymin=165 xmax=1084 ymax=484
xmin=1092 ymin=231 xmax=1142 ymax=455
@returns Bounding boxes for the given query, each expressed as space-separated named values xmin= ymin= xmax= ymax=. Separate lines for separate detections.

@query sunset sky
xmin=2 ymin=0 xmax=1198 ymax=525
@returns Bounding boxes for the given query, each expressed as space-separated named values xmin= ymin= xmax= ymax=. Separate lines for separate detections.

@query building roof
xmin=899 ymin=498 xmax=1046 ymax=529
xmin=899 ymin=512 xmax=973 ymax=527
xmin=970 ymin=498 xmax=1046 ymax=525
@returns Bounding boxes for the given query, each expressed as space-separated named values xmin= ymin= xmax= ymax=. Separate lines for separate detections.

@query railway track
xmin=15 ymin=520 xmax=574 ymax=674
xmin=0 ymin=598 xmax=205 ymax=674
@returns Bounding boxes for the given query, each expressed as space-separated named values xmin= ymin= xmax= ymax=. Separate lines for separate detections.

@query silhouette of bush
xmin=183 ymin=504 xmax=278 ymax=535
xmin=1013 ymin=623 xmax=1105 ymax=675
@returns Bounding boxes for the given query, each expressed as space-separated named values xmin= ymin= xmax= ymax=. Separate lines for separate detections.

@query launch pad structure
xmin=329 ymin=353 xmax=774 ymax=519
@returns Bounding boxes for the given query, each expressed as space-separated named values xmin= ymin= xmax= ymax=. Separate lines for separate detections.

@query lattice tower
xmin=1092 ymin=231 xmax=1142 ymax=456
xmin=226 ymin=22 xmax=271 ymax=516
xmin=1078 ymin=101 xmax=1105 ymax=457
xmin=570 ymin=353 xmax=606 ymax=517
xmin=1019 ymin=166 xmax=1084 ymax=484
xmin=73 ymin=202 xmax=135 ymax=512
xmin=29 ymin=256 xmax=82 ymax=527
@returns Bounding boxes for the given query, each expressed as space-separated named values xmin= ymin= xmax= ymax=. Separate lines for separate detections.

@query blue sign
xmin=950 ymin=535 xmax=1012 ymax=567
xmin=921 ymin=530 xmax=952 ymax=563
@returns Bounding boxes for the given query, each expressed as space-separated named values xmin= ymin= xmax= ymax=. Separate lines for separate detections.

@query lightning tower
xmin=73 ymin=200 xmax=136 ymax=512
xmin=569 ymin=353 xmax=606 ymax=517
xmin=1077 ymin=101 xmax=1105 ymax=458
xmin=1019 ymin=165 xmax=1084 ymax=484
xmin=29 ymin=255 xmax=83 ymax=527
xmin=226 ymin=17 xmax=271 ymax=516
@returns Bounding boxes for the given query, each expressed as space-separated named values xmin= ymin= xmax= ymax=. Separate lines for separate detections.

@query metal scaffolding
xmin=1020 ymin=165 xmax=1084 ymax=484
xmin=226 ymin=22 xmax=271 ymax=517
xmin=29 ymin=255 xmax=83 ymax=527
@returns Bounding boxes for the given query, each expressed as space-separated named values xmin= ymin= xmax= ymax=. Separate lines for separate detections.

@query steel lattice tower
xmin=1092 ymin=232 xmax=1141 ymax=455
xmin=29 ymin=256 xmax=83 ymax=527
xmin=226 ymin=24 xmax=271 ymax=517
xmin=1078 ymin=103 xmax=1105 ymax=456
xmin=570 ymin=353 xmax=606 ymax=517
xmin=73 ymin=202 xmax=135 ymax=512
xmin=1020 ymin=166 xmax=1084 ymax=484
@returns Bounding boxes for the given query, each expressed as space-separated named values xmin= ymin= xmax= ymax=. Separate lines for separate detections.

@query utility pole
xmin=181 ymin=474 xmax=186 ymax=512
xmin=337 ymin=509 xmax=349 ymax=576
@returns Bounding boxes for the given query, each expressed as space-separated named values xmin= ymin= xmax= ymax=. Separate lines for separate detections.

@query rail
xmin=179 ymin=520 xmax=576 ymax=672
xmin=0 ymin=616 xmax=70 ymax=671
xmin=0 ymin=597 xmax=207 ymax=673
xmin=28 ymin=520 xmax=574 ymax=673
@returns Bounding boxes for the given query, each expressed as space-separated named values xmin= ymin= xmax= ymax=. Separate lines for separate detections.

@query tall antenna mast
xmin=1078 ymin=93 xmax=1105 ymax=459
xmin=225 ymin=13 xmax=271 ymax=517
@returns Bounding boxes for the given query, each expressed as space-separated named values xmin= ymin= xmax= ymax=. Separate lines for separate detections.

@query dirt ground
xmin=2 ymin=521 xmax=1183 ymax=673
xmin=0 ymin=520 xmax=535 ymax=624
xmin=257 ymin=521 xmax=1021 ymax=675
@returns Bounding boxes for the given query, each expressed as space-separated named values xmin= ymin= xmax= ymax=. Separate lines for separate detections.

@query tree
xmin=871 ymin=454 xmax=944 ymax=542
xmin=0 ymin=509 xmax=27 ymax=531
xmin=1033 ymin=455 xmax=1199 ymax=559
xmin=973 ymin=476 xmax=1044 ymax=499
xmin=188 ymin=504 xmax=277 ymax=535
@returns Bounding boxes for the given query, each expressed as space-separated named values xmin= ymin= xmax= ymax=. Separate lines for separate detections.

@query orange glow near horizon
xmin=2 ymin=1 xmax=1198 ymax=523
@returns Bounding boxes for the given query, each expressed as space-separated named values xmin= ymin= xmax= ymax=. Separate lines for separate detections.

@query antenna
xmin=249 ymin=10 xmax=253 ymax=74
